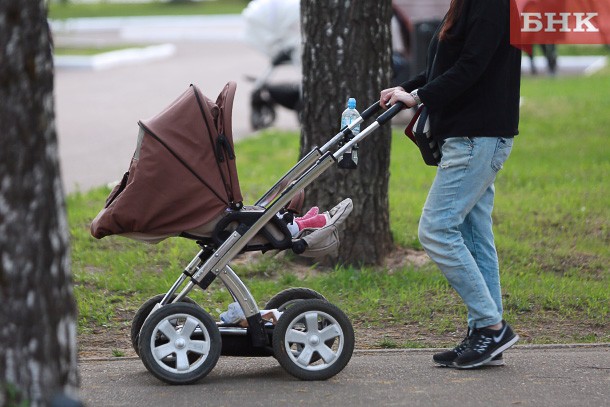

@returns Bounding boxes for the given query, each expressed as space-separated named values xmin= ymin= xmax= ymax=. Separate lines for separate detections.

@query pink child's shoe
xmin=295 ymin=213 xmax=328 ymax=230
xmin=300 ymin=206 xmax=319 ymax=220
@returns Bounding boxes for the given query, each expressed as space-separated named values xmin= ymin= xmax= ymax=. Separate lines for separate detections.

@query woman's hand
xmin=379 ymin=86 xmax=418 ymax=109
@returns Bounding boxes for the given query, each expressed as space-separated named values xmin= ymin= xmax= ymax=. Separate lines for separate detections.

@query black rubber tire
xmin=264 ymin=287 xmax=327 ymax=311
xmin=138 ymin=303 xmax=221 ymax=385
xmin=265 ymin=288 xmax=329 ymax=363
xmin=272 ymin=299 xmax=354 ymax=381
xmin=250 ymin=104 xmax=275 ymax=130
xmin=130 ymin=294 xmax=197 ymax=356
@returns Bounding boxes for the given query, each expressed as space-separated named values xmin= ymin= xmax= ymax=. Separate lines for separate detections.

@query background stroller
xmin=243 ymin=0 xmax=413 ymax=131
xmin=91 ymin=81 xmax=405 ymax=384
xmin=242 ymin=0 xmax=302 ymax=130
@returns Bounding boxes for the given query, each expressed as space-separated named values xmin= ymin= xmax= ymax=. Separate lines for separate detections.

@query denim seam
xmin=491 ymin=137 xmax=512 ymax=173
xmin=473 ymin=316 xmax=503 ymax=329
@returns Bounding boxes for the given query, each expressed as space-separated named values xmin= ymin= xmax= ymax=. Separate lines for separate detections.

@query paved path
xmin=80 ymin=346 xmax=609 ymax=406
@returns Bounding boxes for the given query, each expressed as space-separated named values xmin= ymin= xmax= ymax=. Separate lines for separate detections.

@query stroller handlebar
xmin=376 ymin=101 xmax=405 ymax=126
xmin=359 ymin=100 xmax=405 ymax=124
xmin=360 ymin=101 xmax=383 ymax=121
xmin=262 ymin=99 xmax=407 ymax=201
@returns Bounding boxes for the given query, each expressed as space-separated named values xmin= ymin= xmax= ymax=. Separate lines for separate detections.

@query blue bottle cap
xmin=347 ymin=97 xmax=356 ymax=109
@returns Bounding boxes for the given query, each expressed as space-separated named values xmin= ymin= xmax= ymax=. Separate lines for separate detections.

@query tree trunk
xmin=0 ymin=1 xmax=79 ymax=405
xmin=300 ymin=0 xmax=394 ymax=265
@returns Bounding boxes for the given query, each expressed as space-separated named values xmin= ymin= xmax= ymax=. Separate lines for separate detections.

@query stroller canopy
xmin=91 ymin=83 xmax=243 ymax=239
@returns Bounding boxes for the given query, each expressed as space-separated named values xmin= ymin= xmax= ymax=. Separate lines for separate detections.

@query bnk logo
xmin=511 ymin=0 xmax=610 ymax=45
xmin=522 ymin=12 xmax=599 ymax=32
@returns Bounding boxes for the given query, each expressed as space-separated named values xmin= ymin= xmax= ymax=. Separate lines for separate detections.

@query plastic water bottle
xmin=341 ymin=97 xmax=360 ymax=134
xmin=339 ymin=97 xmax=360 ymax=169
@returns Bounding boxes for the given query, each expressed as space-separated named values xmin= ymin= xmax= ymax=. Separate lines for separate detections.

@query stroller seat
xmin=111 ymin=197 xmax=353 ymax=259
xmin=184 ymin=205 xmax=293 ymax=252
xmin=117 ymin=205 xmax=290 ymax=249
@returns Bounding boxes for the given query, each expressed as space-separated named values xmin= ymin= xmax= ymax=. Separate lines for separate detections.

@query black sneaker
xmin=434 ymin=331 xmax=505 ymax=367
xmin=486 ymin=353 xmax=505 ymax=366
xmin=433 ymin=331 xmax=470 ymax=367
xmin=454 ymin=321 xmax=518 ymax=369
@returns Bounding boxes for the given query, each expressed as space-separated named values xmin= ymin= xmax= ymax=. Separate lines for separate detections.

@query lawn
xmin=48 ymin=0 xmax=249 ymax=19
xmin=68 ymin=67 xmax=609 ymax=356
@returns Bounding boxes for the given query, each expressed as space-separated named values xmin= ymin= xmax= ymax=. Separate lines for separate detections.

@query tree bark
xmin=0 ymin=1 xmax=79 ymax=405
xmin=300 ymin=0 xmax=394 ymax=265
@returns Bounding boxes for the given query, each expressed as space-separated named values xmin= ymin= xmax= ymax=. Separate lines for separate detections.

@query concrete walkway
xmin=80 ymin=345 xmax=610 ymax=406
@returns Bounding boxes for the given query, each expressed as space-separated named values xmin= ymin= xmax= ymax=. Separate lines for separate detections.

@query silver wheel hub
xmin=150 ymin=314 xmax=212 ymax=374
xmin=308 ymin=335 xmax=320 ymax=346
xmin=284 ymin=310 xmax=344 ymax=371
xmin=175 ymin=338 xmax=186 ymax=349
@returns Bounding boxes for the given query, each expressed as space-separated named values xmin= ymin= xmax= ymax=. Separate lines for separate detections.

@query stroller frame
xmin=134 ymin=100 xmax=404 ymax=384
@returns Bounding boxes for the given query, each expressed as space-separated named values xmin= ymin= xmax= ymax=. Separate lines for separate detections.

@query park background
xmin=48 ymin=0 xmax=608 ymax=358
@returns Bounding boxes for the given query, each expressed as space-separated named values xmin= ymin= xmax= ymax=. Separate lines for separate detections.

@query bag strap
xmin=415 ymin=106 xmax=429 ymax=134
xmin=404 ymin=105 xmax=423 ymax=145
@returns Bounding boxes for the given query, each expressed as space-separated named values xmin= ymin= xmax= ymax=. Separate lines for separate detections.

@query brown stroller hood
xmin=91 ymin=82 xmax=243 ymax=239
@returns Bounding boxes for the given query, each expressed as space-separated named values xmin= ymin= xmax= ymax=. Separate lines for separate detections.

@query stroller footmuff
xmin=91 ymin=81 xmax=404 ymax=384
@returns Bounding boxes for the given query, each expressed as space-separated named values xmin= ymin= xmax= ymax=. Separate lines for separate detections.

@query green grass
xmin=53 ymin=45 xmax=143 ymax=56
xmin=68 ymin=69 xmax=610 ymax=352
xmin=48 ymin=0 xmax=249 ymax=20
xmin=557 ymin=44 xmax=610 ymax=56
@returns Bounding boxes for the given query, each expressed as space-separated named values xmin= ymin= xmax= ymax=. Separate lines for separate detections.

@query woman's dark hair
xmin=439 ymin=0 xmax=465 ymax=40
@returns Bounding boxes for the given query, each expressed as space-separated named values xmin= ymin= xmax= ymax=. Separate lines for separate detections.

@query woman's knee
xmin=418 ymin=214 xmax=441 ymax=250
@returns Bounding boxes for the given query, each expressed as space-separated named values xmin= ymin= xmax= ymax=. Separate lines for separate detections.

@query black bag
xmin=404 ymin=37 xmax=443 ymax=166
xmin=405 ymin=105 xmax=441 ymax=166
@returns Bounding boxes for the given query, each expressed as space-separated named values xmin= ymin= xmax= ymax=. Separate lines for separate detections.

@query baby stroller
xmin=90 ymin=82 xmax=403 ymax=384
xmin=242 ymin=0 xmax=302 ymax=130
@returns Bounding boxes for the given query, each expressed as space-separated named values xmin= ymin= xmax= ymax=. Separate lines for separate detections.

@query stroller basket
xmin=90 ymin=82 xmax=403 ymax=384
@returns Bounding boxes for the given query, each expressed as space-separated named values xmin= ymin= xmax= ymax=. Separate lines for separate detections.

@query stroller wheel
xmin=272 ymin=299 xmax=354 ymax=381
xmin=264 ymin=287 xmax=327 ymax=311
xmin=250 ymin=103 xmax=276 ymax=130
xmin=130 ymin=294 xmax=197 ymax=356
xmin=138 ymin=303 xmax=221 ymax=385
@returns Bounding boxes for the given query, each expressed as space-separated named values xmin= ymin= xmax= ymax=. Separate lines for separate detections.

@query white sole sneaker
xmin=484 ymin=354 xmax=505 ymax=366
xmin=455 ymin=334 xmax=519 ymax=369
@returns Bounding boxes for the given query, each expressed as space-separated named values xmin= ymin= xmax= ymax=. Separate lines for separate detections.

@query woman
xmin=381 ymin=0 xmax=521 ymax=369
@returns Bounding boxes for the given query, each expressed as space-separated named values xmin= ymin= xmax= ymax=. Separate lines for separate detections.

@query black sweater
xmin=400 ymin=0 xmax=521 ymax=140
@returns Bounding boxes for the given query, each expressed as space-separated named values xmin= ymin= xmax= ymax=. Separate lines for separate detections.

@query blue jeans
xmin=418 ymin=136 xmax=513 ymax=329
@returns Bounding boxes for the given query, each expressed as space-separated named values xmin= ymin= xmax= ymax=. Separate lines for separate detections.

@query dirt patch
xmin=78 ymin=247 xmax=427 ymax=359
xmin=78 ymin=317 xmax=610 ymax=360
xmin=536 ymin=251 xmax=608 ymax=279
xmin=76 ymin=247 xmax=608 ymax=359
xmin=383 ymin=246 xmax=430 ymax=270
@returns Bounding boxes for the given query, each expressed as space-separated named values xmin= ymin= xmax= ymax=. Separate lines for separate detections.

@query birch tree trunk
xmin=300 ymin=0 xmax=394 ymax=265
xmin=0 ymin=1 xmax=79 ymax=405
